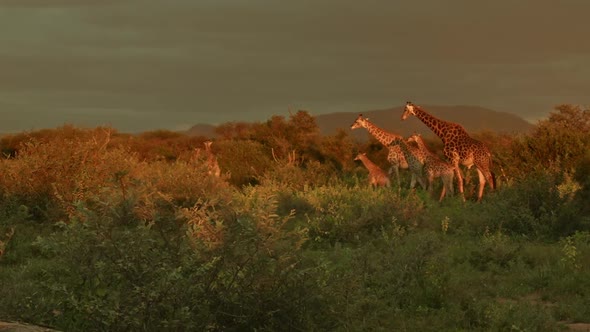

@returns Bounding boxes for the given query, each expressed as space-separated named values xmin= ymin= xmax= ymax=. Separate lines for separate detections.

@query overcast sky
xmin=0 ymin=0 xmax=588 ymax=133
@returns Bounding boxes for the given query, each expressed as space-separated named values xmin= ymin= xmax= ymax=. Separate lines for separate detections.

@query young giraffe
xmin=401 ymin=102 xmax=495 ymax=201
xmin=204 ymin=140 xmax=221 ymax=177
xmin=351 ymin=114 xmax=426 ymax=191
xmin=407 ymin=134 xmax=455 ymax=202
xmin=388 ymin=137 xmax=427 ymax=191
xmin=354 ymin=153 xmax=391 ymax=189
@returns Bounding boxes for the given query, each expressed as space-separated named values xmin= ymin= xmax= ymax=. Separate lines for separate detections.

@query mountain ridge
xmin=186 ymin=105 xmax=534 ymax=140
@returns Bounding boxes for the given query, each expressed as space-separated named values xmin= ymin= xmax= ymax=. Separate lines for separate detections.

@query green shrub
xmin=2 ymin=185 xmax=326 ymax=331
xmin=468 ymin=230 xmax=520 ymax=272
xmin=475 ymin=170 xmax=587 ymax=239
xmin=214 ymin=139 xmax=273 ymax=188
xmin=300 ymin=184 xmax=424 ymax=245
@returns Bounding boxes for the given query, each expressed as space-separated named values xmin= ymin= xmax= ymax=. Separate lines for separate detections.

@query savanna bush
xmin=300 ymin=185 xmax=424 ymax=245
xmin=468 ymin=230 xmax=520 ymax=272
xmin=311 ymin=230 xmax=450 ymax=330
xmin=0 ymin=127 xmax=233 ymax=226
xmin=0 ymin=129 xmax=139 ymax=222
xmin=475 ymin=169 xmax=587 ymax=239
xmin=131 ymin=130 xmax=202 ymax=161
xmin=20 ymin=182 xmax=322 ymax=331
xmin=502 ymin=105 xmax=590 ymax=183
xmin=213 ymin=139 xmax=273 ymax=187
xmin=260 ymin=160 xmax=337 ymax=192
xmin=140 ymin=159 xmax=231 ymax=209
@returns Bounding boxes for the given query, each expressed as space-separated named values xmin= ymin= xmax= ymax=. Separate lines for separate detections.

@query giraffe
xmin=401 ymin=102 xmax=495 ymax=201
xmin=203 ymin=140 xmax=221 ymax=177
xmin=350 ymin=114 xmax=425 ymax=191
xmin=354 ymin=152 xmax=391 ymax=189
xmin=407 ymin=134 xmax=455 ymax=202
xmin=388 ymin=137 xmax=427 ymax=191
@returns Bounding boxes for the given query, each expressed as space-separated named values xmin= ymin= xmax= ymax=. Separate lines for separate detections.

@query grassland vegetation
xmin=0 ymin=105 xmax=589 ymax=331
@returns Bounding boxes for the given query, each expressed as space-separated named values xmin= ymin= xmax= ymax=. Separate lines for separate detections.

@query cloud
xmin=0 ymin=0 xmax=588 ymax=131
xmin=0 ymin=0 xmax=122 ymax=8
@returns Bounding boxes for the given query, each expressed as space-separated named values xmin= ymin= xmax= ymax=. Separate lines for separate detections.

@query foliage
xmin=473 ymin=169 xmax=588 ymax=239
xmin=1 ymin=105 xmax=590 ymax=330
xmin=213 ymin=139 xmax=272 ymax=188
xmin=317 ymin=128 xmax=358 ymax=172
xmin=247 ymin=110 xmax=321 ymax=163
xmin=511 ymin=104 xmax=590 ymax=175
xmin=1 ymin=186 xmax=316 ymax=331
xmin=301 ymin=185 xmax=424 ymax=245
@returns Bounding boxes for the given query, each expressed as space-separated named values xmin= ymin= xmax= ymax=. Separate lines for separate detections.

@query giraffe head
xmin=407 ymin=132 xmax=421 ymax=144
xmin=350 ymin=114 xmax=369 ymax=130
xmin=401 ymin=101 xmax=416 ymax=120
xmin=353 ymin=152 xmax=366 ymax=161
xmin=204 ymin=140 xmax=213 ymax=150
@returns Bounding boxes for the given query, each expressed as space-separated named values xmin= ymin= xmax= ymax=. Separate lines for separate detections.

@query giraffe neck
xmin=412 ymin=107 xmax=448 ymax=142
xmin=364 ymin=121 xmax=400 ymax=145
xmin=393 ymin=139 xmax=411 ymax=157
xmin=413 ymin=136 xmax=433 ymax=155
xmin=358 ymin=155 xmax=378 ymax=172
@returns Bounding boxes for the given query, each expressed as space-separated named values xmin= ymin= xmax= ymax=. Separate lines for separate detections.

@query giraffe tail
xmin=490 ymin=171 xmax=497 ymax=190
xmin=489 ymin=152 xmax=497 ymax=190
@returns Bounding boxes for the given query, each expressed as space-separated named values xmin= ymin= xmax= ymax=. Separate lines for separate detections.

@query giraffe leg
xmin=439 ymin=186 xmax=446 ymax=202
xmin=463 ymin=167 xmax=471 ymax=186
xmin=454 ymin=164 xmax=465 ymax=202
xmin=440 ymin=174 xmax=453 ymax=201
xmin=476 ymin=168 xmax=486 ymax=202
xmin=417 ymin=173 xmax=427 ymax=190
xmin=392 ymin=165 xmax=401 ymax=194
xmin=410 ymin=174 xmax=416 ymax=189
xmin=463 ymin=167 xmax=475 ymax=198
xmin=486 ymin=170 xmax=496 ymax=190
xmin=447 ymin=174 xmax=455 ymax=196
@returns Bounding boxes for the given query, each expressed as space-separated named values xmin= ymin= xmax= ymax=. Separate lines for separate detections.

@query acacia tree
xmin=512 ymin=104 xmax=590 ymax=174
xmin=247 ymin=111 xmax=321 ymax=164
xmin=318 ymin=128 xmax=356 ymax=172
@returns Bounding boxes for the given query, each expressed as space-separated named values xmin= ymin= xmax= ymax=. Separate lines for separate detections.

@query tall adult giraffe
xmin=351 ymin=114 xmax=425 ymax=191
xmin=401 ymin=102 xmax=495 ymax=201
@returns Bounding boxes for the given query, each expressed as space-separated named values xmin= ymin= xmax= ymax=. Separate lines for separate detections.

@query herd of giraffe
xmin=200 ymin=101 xmax=495 ymax=202
xmin=352 ymin=102 xmax=495 ymax=202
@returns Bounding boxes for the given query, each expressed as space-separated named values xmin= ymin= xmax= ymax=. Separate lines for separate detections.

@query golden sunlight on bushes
xmin=0 ymin=107 xmax=589 ymax=331
xmin=0 ymin=126 xmax=231 ymax=224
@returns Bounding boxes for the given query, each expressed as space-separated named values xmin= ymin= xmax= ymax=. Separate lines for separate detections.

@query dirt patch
xmin=497 ymin=292 xmax=556 ymax=308
xmin=0 ymin=321 xmax=58 ymax=332
xmin=497 ymin=294 xmax=590 ymax=331
xmin=562 ymin=322 xmax=590 ymax=331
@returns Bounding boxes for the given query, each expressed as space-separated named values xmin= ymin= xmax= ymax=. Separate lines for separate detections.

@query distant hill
xmin=186 ymin=105 xmax=534 ymax=140
xmin=185 ymin=123 xmax=216 ymax=138
xmin=317 ymin=105 xmax=534 ymax=141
